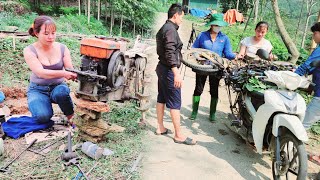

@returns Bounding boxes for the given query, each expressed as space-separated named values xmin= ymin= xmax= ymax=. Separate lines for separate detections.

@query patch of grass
xmin=0 ymin=37 xmax=33 ymax=87
xmin=311 ymin=122 xmax=320 ymax=135
xmin=184 ymin=14 xmax=205 ymax=23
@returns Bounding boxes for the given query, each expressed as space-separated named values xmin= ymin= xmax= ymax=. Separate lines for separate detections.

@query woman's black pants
xmin=193 ymin=74 xmax=220 ymax=98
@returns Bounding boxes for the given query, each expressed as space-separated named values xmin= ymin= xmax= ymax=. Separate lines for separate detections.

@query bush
xmin=0 ymin=12 xmax=37 ymax=31
xmin=0 ymin=1 xmax=30 ymax=15
xmin=39 ymin=4 xmax=54 ymax=14
xmin=59 ymin=6 xmax=78 ymax=15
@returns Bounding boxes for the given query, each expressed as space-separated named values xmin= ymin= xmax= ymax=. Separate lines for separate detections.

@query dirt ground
xmin=141 ymin=13 xmax=320 ymax=180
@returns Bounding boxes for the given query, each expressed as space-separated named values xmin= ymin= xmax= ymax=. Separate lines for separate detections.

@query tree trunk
xmin=294 ymin=1 xmax=304 ymax=42
xmin=110 ymin=7 xmax=113 ymax=35
xmin=105 ymin=0 xmax=108 ymax=24
xmin=120 ymin=13 xmax=123 ymax=36
xmin=92 ymin=0 xmax=96 ymax=18
xmin=88 ymin=0 xmax=91 ymax=24
xmin=97 ymin=0 xmax=100 ymax=21
xmin=236 ymin=0 xmax=239 ymax=11
xmin=78 ymin=0 xmax=81 ymax=15
xmin=271 ymin=0 xmax=300 ymax=64
xmin=311 ymin=10 xmax=320 ymax=52
xmin=254 ymin=0 xmax=259 ymax=24
xmin=84 ymin=0 xmax=87 ymax=16
xmin=133 ymin=21 xmax=135 ymax=38
xmin=301 ymin=0 xmax=317 ymax=49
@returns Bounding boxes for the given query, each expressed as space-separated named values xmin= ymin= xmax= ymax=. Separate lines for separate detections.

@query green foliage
xmin=0 ymin=12 xmax=37 ymax=31
xmin=184 ymin=14 xmax=204 ymax=23
xmin=108 ymin=0 xmax=157 ymax=29
xmin=311 ymin=122 xmax=320 ymax=135
xmin=57 ymin=37 xmax=81 ymax=67
xmin=57 ymin=14 xmax=108 ymax=35
xmin=39 ymin=4 xmax=54 ymax=14
xmin=218 ymin=0 xmax=252 ymax=14
xmin=0 ymin=37 xmax=33 ymax=87
xmin=59 ymin=6 xmax=78 ymax=15
xmin=296 ymin=48 xmax=310 ymax=65
xmin=0 ymin=0 xmax=30 ymax=15
xmin=245 ymin=77 xmax=273 ymax=93
xmin=104 ymin=101 xmax=142 ymax=134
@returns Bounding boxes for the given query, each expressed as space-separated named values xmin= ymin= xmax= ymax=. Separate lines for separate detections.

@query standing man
xmin=295 ymin=22 xmax=320 ymax=167
xmin=295 ymin=22 xmax=320 ymax=130
xmin=155 ymin=3 xmax=196 ymax=145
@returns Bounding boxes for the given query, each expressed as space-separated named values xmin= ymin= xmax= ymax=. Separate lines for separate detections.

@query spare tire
xmin=182 ymin=48 xmax=224 ymax=75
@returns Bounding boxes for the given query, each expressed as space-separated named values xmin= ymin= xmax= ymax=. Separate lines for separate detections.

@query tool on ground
xmin=72 ymin=161 xmax=98 ymax=180
xmin=61 ymin=132 xmax=77 ymax=161
xmin=65 ymin=158 xmax=89 ymax=180
xmin=39 ymin=134 xmax=67 ymax=152
xmin=27 ymin=149 xmax=46 ymax=157
xmin=0 ymin=138 xmax=37 ymax=172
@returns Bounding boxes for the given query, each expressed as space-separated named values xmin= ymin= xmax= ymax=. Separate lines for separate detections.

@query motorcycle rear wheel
xmin=272 ymin=132 xmax=307 ymax=180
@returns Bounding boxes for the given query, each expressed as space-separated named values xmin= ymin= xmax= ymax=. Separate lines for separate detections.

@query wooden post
xmin=12 ymin=35 xmax=16 ymax=51
xmin=88 ymin=0 xmax=91 ymax=24
xmin=97 ymin=0 xmax=100 ymax=21
xmin=78 ymin=0 xmax=81 ymax=15
xmin=311 ymin=10 xmax=320 ymax=53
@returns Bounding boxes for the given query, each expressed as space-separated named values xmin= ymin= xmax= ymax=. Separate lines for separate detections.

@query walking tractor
xmin=67 ymin=36 xmax=149 ymax=102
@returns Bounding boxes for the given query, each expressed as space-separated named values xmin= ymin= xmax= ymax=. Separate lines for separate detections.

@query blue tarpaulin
xmin=190 ymin=8 xmax=211 ymax=18
xmin=2 ymin=116 xmax=54 ymax=139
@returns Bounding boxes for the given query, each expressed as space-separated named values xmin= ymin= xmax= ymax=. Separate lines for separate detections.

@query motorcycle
xmin=224 ymin=49 xmax=315 ymax=180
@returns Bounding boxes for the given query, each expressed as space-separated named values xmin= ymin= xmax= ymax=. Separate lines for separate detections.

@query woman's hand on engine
xmin=236 ymin=53 xmax=244 ymax=60
xmin=64 ymin=71 xmax=77 ymax=80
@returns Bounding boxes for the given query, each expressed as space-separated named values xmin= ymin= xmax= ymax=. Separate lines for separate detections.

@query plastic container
xmin=81 ymin=141 xmax=103 ymax=160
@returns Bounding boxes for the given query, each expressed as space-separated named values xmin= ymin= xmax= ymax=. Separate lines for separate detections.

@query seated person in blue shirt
xmin=190 ymin=13 xmax=236 ymax=122
xmin=295 ymin=22 xmax=320 ymax=130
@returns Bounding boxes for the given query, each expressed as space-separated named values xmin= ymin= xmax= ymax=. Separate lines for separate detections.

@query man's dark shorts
xmin=156 ymin=63 xmax=181 ymax=110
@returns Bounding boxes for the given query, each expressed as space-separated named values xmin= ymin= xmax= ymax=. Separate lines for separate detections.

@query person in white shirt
xmin=237 ymin=21 xmax=274 ymax=60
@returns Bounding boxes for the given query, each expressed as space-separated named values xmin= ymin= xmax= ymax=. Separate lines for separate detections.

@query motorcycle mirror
xmin=311 ymin=60 xmax=320 ymax=68
xmin=256 ymin=49 xmax=269 ymax=60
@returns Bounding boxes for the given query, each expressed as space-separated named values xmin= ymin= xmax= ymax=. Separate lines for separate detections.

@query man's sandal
xmin=155 ymin=128 xmax=170 ymax=135
xmin=173 ymin=137 xmax=197 ymax=145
